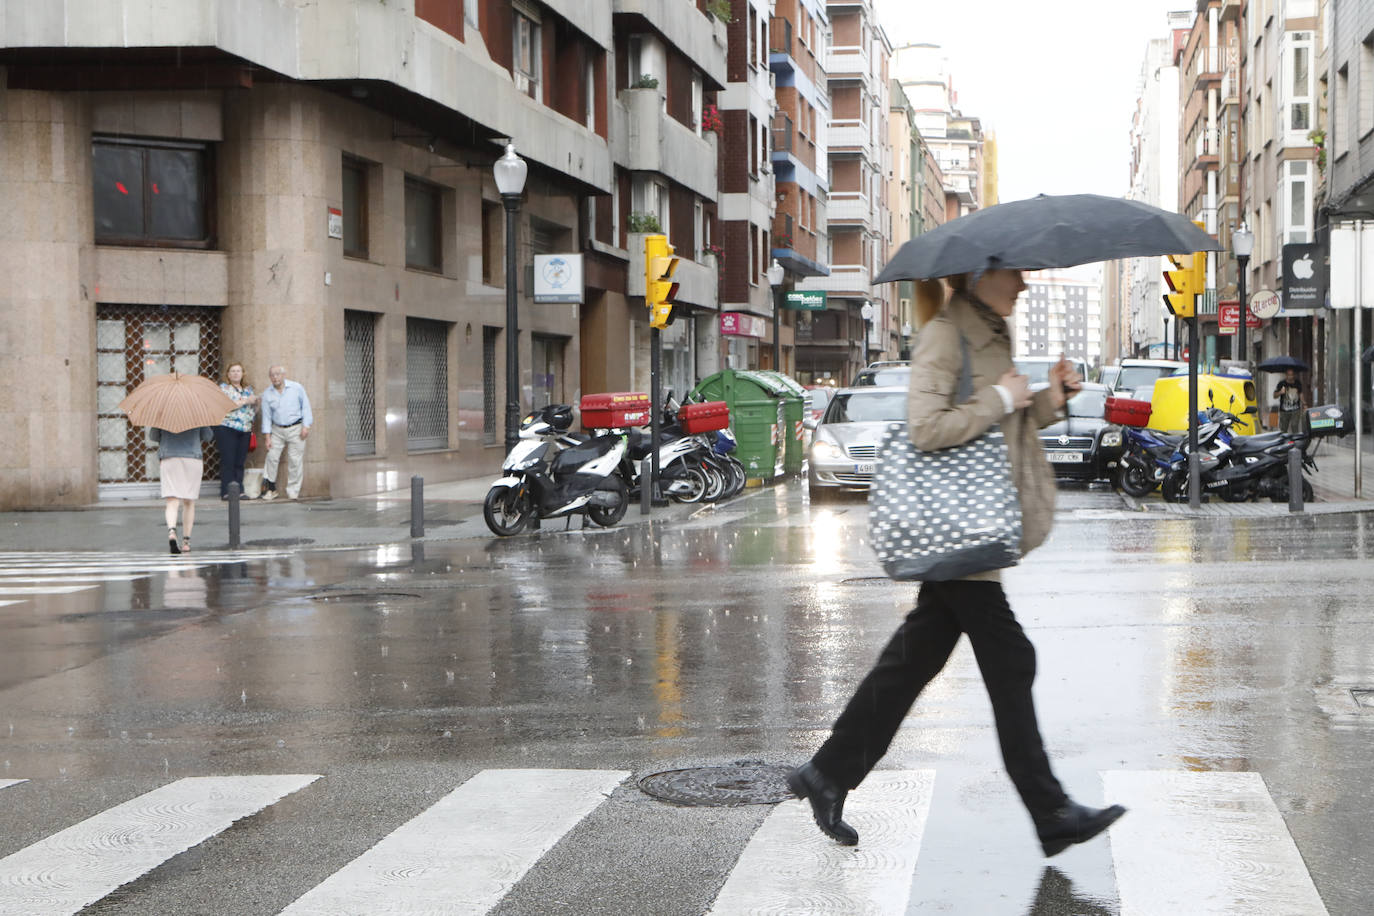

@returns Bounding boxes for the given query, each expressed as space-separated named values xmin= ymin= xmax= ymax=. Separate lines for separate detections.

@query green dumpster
xmin=690 ymin=369 xmax=790 ymax=480
xmin=752 ymin=370 xmax=807 ymax=475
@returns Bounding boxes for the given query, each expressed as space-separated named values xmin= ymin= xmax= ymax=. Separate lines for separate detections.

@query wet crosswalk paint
xmin=0 ymin=769 xmax=1333 ymax=915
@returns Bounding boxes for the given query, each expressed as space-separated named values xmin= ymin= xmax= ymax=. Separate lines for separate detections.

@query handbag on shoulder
xmin=868 ymin=335 xmax=1023 ymax=581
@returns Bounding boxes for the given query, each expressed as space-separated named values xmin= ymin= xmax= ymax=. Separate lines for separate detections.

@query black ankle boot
xmin=1035 ymin=801 xmax=1127 ymax=857
xmin=786 ymin=761 xmax=859 ymax=846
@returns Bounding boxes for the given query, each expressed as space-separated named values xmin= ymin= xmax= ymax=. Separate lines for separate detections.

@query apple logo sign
xmin=1292 ymin=254 xmax=1315 ymax=280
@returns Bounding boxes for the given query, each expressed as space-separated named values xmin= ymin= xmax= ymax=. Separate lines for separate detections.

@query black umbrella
xmin=1256 ymin=356 xmax=1309 ymax=373
xmin=874 ymin=194 xmax=1222 ymax=282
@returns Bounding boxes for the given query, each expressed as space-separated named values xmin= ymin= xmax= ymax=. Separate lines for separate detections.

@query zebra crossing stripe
xmin=1105 ymin=770 xmax=1328 ymax=915
xmin=0 ymin=780 xmax=25 ymax=791
xmin=0 ymin=774 xmax=319 ymax=916
xmin=707 ymin=770 xmax=936 ymax=916
xmin=281 ymin=768 xmax=627 ymax=915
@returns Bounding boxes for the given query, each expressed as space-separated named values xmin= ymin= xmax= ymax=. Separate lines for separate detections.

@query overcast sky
xmin=872 ymin=0 xmax=1190 ymax=204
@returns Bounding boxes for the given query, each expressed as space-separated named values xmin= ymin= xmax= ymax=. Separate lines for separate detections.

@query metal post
xmin=1288 ymin=446 xmax=1304 ymax=513
xmin=650 ymin=327 xmax=667 ymax=506
xmin=410 ymin=475 xmax=424 ymax=538
xmin=503 ymin=193 xmax=521 ymax=455
xmin=1188 ymin=315 xmax=1201 ymax=508
xmin=773 ymin=284 xmax=782 ymax=371
xmin=1357 ymin=221 xmax=1365 ymax=499
xmin=1237 ymin=253 xmax=1249 ymax=367
xmin=640 ymin=456 xmax=652 ymax=515
xmin=227 ymin=482 xmax=241 ymax=549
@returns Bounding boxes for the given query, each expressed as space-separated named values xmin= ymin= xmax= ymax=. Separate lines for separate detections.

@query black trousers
xmin=811 ymin=579 xmax=1068 ymax=820
xmin=214 ymin=426 xmax=251 ymax=498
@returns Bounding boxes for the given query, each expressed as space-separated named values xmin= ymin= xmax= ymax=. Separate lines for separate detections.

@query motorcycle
xmin=618 ymin=393 xmax=723 ymax=504
xmin=1116 ymin=408 xmax=1236 ymax=497
xmin=483 ymin=404 xmax=630 ymax=536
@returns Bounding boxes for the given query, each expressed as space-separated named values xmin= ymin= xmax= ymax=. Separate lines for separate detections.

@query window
xmin=692 ymin=73 xmax=703 ymax=137
xmin=406 ymin=317 xmax=450 ymax=451
xmin=483 ymin=326 xmax=499 ymax=445
xmin=481 ymin=201 xmax=500 ymax=285
xmin=1336 ymin=65 xmax=1350 ymax=155
xmin=342 ymin=155 xmax=368 ymax=259
xmin=513 ymin=4 xmax=541 ymax=99
xmin=1283 ymin=31 xmax=1313 ymax=139
xmin=631 ymin=177 xmax=669 ymax=232
xmin=586 ymin=58 xmax=597 ymax=130
xmin=344 ymin=310 xmax=377 ymax=456
xmin=405 ymin=177 xmax=442 ymax=272
xmin=694 ymin=200 xmax=704 ymax=259
xmin=464 ymin=0 xmax=478 ymax=29
xmin=750 ymin=115 xmax=759 ymax=175
xmin=531 ymin=334 xmax=566 ymax=409
xmin=1283 ymin=160 xmax=1311 ymax=244
xmin=93 ymin=138 xmax=212 ymax=246
xmin=1361 ymin=37 xmax=1374 ymax=137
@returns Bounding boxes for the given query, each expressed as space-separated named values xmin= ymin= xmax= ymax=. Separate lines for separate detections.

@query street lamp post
xmin=1232 ymin=223 xmax=1254 ymax=368
xmin=767 ymin=259 xmax=785 ymax=372
xmin=495 ymin=143 xmax=528 ymax=454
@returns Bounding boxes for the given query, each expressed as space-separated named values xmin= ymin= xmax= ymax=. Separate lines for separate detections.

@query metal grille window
xmin=406 ymin=317 xmax=450 ymax=450
xmin=483 ymin=326 xmax=499 ymax=445
xmin=96 ymin=304 xmax=222 ymax=487
xmin=344 ymin=310 xmax=377 ymax=456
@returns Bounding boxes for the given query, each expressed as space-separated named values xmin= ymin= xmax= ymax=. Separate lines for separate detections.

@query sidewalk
xmin=0 ymin=476 xmax=711 ymax=554
xmin=1126 ymin=432 xmax=1374 ymax=518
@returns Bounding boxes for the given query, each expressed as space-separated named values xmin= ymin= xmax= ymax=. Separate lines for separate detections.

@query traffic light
xmin=644 ymin=234 xmax=680 ymax=330
xmin=1163 ymin=253 xmax=1196 ymax=318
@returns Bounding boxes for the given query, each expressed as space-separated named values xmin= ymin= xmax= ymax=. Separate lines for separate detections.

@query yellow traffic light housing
xmin=1163 ymin=253 xmax=1196 ymax=318
xmin=644 ymin=234 xmax=680 ymax=330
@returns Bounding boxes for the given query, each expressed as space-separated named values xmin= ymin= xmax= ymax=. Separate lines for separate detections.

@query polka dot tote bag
xmin=868 ymin=335 xmax=1023 ymax=581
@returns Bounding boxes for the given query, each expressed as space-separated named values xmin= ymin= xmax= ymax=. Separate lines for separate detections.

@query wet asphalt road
xmin=1 ymin=482 xmax=1373 ymax=914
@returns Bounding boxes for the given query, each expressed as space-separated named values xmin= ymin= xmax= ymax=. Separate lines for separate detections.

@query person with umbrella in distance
xmin=1256 ymin=356 xmax=1310 ymax=433
xmin=786 ymin=194 xmax=1221 ymax=857
xmin=117 ymin=372 xmax=236 ymax=554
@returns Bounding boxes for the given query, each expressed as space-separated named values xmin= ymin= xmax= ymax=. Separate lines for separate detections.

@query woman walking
xmin=151 ymin=425 xmax=214 ymax=554
xmin=788 ymin=269 xmax=1126 ymax=857
xmin=216 ymin=363 xmax=259 ymax=499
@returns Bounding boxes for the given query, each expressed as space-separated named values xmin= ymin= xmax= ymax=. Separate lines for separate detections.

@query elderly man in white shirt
xmin=259 ymin=365 xmax=313 ymax=500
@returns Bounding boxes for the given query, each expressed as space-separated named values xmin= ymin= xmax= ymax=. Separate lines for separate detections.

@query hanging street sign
xmin=783 ymin=289 xmax=827 ymax=311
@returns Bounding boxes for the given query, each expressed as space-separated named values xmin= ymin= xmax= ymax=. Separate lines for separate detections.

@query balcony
xmin=617 ymin=87 xmax=717 ymax=199
xmin=943 ymin=172 xmax=977 ymax=205
xmin=825 ymin=45 xmax=869 ymax=81
xmin=1193 ymin=127 xmax=1220 ymax=167
xmin=828 ymin=191 xmax=873 ymax=224
xmin=828 ymin=119 xmax=878 ymax=162
xmin=800 ymin=263 xmax=872 ymax=296
xmin=1193 ymin=46 xmax=1220 ymax=88
xmin=1219 ymin=0 xmax=1240 ymax=23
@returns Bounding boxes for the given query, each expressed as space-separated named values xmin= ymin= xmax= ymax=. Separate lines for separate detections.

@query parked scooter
xmin=483 ymin=404 xmax=630 ymax=536
xmin=1115 ymin=408 xmax=1237 ymax=497
xmin=617 ymin=392 xmax=721 ymax=504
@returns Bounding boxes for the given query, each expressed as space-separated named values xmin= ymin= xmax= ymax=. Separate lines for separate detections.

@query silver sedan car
xmin=807 ymin=386 xmax=908 ymax=498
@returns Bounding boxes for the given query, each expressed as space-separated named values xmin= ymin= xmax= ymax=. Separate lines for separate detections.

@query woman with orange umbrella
xmin=117 ymin=371 xmax=236 ymax=554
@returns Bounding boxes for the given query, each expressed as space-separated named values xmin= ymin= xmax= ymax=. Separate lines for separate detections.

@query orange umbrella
xmin=118 ymin=371 xmax=237 ymax=433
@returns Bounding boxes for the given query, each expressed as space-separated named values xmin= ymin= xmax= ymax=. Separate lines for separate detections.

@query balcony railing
xmin=828 ymin=192 xmax=873 ymax=223
xmin=829 ymin=120 xmax=877 ymax=160
xmin=769 ymin=17 xmax=792 ymax=56
xmin=825 ymin=45 xmax=869 ymax=79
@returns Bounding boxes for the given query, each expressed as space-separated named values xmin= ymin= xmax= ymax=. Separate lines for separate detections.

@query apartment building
xmin=767 ymin=0 xmax=832 ymax=373
xmin=1013 ymin=272 xmax=1103 ymax=370
xmin=792 ymin=0 xmax=893 ymax=382
xmin=886 ymin=80 xmax=946 ymax=358
xmin=0 ymin=0 xmax=728 ymax=509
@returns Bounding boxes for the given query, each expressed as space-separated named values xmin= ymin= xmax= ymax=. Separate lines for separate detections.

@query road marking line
xmin=0 ymin=774 xmax=319 ymax=916
xmin=0 ymin=780 xmax=26 ymax=790
xmin=0 ymin=585 xmax=96 ymax=595
xmin=281 ymin=768 xmax=627 ymax=915
xmin=0 ymin=575 xmax=144 ymax=583
xmin=707 ymin=770 xmax=936 ymax=915
xmin=1105 ymin=770 xmax=1328 ymax=916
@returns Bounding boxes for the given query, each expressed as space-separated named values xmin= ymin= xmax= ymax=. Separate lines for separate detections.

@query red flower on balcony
xmin=701 ymin=104 xmax=724 ymax=135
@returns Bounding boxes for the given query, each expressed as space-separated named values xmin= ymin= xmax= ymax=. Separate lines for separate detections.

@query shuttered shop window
xmin=344 ymin=310 xmax=377 ymax=456
xmin=406 ymin=317 xmax=450 ymax=450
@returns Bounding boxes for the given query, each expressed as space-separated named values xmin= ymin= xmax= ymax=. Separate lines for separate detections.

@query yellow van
xmin=1148 ymin=373 xmax=1259 ymax=434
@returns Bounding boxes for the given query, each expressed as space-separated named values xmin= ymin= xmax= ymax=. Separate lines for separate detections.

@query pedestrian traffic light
xmin=1163 ymin=253 xmax=1196 ymax=318
xmin=644 ymin=234 xmax=680 ymax=330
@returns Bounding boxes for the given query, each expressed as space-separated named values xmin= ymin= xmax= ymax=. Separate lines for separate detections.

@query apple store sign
xmin=1281 ymin=242 xmax=1325 ymax=312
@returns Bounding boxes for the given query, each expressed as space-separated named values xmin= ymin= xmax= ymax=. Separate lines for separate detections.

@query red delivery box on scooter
xmin=580 ymin=392 xmax=651 ymax=429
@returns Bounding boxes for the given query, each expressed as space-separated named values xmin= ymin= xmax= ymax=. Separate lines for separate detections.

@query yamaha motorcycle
xmin=483 ymin=404 xmax=630 ymax=536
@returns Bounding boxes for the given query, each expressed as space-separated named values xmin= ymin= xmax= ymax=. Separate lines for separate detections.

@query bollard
xmin=1288 ymin=447 xmax=1304 ymax=513
xmin=410 ymin=475 xmax=424 ymax=537
xmin=640 ymin=457 xmax=652 ymax=516
xmin=227 ymin=482 xmax=241 ymax=549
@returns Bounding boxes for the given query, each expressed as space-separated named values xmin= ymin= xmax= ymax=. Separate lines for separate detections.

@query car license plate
xmin=853 ymin=463 xmax=875 ymax=474
xmin=1045 ymin=450 xmax=1083 ymax=463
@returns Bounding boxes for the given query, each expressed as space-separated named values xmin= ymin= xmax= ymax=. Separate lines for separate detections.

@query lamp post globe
xmin=495 ymin=143 xmax=528 ymax=453
xmin=767 ymin=259 xmax=785 ymax=372
xmin=1232 ymin=223 xmax=1254 ymax=367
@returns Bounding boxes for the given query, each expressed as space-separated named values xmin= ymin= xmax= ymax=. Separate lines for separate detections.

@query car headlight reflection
xmin=811 ymin=439 xmax=843 ymax=461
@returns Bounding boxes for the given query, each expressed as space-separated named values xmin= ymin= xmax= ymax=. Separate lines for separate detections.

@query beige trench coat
xmin=905 ymin=294 xmax=1063 ymax=580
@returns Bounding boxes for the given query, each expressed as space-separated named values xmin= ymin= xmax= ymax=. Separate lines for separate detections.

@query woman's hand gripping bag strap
xmin=867 ymin=334 xmax=1023 ymax=581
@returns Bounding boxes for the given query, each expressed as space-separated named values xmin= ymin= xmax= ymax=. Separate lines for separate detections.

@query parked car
xmin=808 ymin=386 xmax=908 ymax=497
xmin=803 ymin=385 xmax=835 ymax=424
xmin=1036 ymin=383 xmax=1123 ymax=481
xmin=1014 ymin=356 xmax=1090 ymax=392
xmin=1099 ymin=365 xmax=1121 ymax=390
xmin=1113 ymin=358 xmax=1186 ymax=392
xmin=852 ymin=364 xmax=911 ymax=387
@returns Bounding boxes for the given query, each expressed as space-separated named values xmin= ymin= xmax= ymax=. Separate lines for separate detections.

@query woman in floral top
xmin=215 ymin=363 xmax=260 ymax=499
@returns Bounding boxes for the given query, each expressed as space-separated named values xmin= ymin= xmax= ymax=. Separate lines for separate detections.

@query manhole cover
xmin=638 ymin=764 xmax=794 ymax=807
xmin=242 ymin=537 xmax=315 ymax=547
